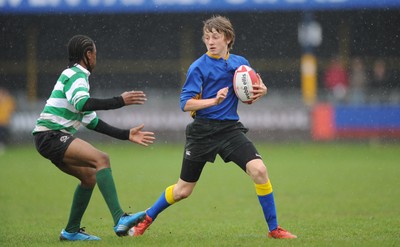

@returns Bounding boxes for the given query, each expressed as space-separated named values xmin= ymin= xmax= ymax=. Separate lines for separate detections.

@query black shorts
xmin=180 ymin=118 xmax=262 ymax=182
xmin=33 ymin=130 xmax=75 ymax=167
xmin=184 ymin=118 xmax=252 ymax=163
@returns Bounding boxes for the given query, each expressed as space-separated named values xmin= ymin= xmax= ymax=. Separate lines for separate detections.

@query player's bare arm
xmin=129 ymin=124 xmax=155 ymax=146
xmin=251 ymin=74 xmax=267 ymax=102
xmin=121 ymin=90 xmax=147 ymax=105
xmin=183 ymin=87 xmax=229 ymax=112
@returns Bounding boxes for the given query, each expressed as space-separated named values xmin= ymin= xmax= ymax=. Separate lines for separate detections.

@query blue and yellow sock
xmin=146 ymin=185 xmax=176 ymax=220
xmin=255 ymin=180 xmax=278 ymax=231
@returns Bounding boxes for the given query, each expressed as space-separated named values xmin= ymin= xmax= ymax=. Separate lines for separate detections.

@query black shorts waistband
xmin=194 ymin=118 xmax=238 ymax=124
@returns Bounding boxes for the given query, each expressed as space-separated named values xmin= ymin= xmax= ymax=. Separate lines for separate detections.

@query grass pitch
xmin=0 ymin=142 xmax=399 ymax=246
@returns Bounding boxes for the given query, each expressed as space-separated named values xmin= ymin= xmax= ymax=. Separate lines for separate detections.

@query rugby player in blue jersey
xmin=131 ymin=16 xmax=296 ymax=239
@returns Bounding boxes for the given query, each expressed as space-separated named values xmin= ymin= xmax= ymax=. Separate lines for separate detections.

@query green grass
xmin=1 ymin=142 xmax=399 ymax=246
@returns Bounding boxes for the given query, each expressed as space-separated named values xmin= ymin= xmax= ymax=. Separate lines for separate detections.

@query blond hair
xmin=203 ymin=15 xmax=235 ymax=51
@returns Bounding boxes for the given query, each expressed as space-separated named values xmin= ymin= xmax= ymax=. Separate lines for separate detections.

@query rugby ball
xmin=233 ymin=65 xmax=259 ymax=104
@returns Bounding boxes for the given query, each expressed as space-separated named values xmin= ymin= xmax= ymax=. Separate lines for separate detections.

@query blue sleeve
xmin=180 ymin=65 xmax=203 ymax=111
xmin=241 ymin=58 xmax=257 ymax=73
xmin=242 ymin=57 xmax=251 ymax=67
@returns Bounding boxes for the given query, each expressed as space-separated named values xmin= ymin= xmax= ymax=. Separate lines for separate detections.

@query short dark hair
xmin=67 ymin=35 xmax=95 ymax=68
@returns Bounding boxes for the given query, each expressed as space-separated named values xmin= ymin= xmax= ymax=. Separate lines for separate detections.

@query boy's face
xmin=86 ymin=44 xmax=97 ymax=71
xmin=203 ymin=28 xmax=231 ymax=57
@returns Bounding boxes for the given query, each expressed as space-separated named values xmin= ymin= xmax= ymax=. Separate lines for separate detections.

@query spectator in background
xmin=0 ymin=88 xmax=16 ymax=154
xmin=370 ymin=59 xmax=392 ymax=103
xmin=323 ymin=56 xmax=349 ymax=104
xmin=348 ymin=57 xmax=368 ymax=105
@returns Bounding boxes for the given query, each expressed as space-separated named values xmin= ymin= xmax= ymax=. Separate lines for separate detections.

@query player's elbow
xmin=180 ymin=100 xmax=188 ymax=112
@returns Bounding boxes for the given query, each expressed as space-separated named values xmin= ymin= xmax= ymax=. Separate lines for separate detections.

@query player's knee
xmin=247 ymin=161 xmax=267 ymax=180
xmin=80 ymin=171 xmax=97 ymax=187
xmin=94 ymin=152 xmax=110 ymax=169
xmin=255 ymin=164 xmax=267 ymax=177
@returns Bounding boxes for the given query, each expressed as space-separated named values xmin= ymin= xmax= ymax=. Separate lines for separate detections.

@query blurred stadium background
xmin=1 ymin=0 xmax=400 ymax=144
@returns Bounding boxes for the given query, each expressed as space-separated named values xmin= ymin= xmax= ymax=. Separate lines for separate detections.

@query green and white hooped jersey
xmin=33 ymin=64 xmax=98 ymax=135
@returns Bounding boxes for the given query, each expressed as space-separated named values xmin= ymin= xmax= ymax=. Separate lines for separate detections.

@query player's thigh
xmin=179 ymin=158 xmax=206 ymax=183
xmin=63 ymin=138 xmax=109 ymax=169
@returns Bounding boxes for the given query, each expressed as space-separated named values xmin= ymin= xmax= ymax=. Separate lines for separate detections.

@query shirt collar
xmin=74 ymin=63 xmax=91 ymax=76
xmin=206 ymin=51 xmax=230 ymax=60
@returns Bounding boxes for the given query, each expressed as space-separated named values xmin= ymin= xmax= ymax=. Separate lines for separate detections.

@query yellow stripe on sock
xmin=255 ymin=180 xmax=273 ymax=196
xmin=165 ymin=184 xmax=176 ymax=204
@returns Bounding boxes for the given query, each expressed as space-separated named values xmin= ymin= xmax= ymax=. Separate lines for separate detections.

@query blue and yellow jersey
xmin=180 ymin=52 xmax=250 ymax=120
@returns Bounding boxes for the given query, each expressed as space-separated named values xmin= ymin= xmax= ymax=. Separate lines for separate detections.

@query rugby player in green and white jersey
xmin=33 ymin=35 xmax=155 ymax=241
